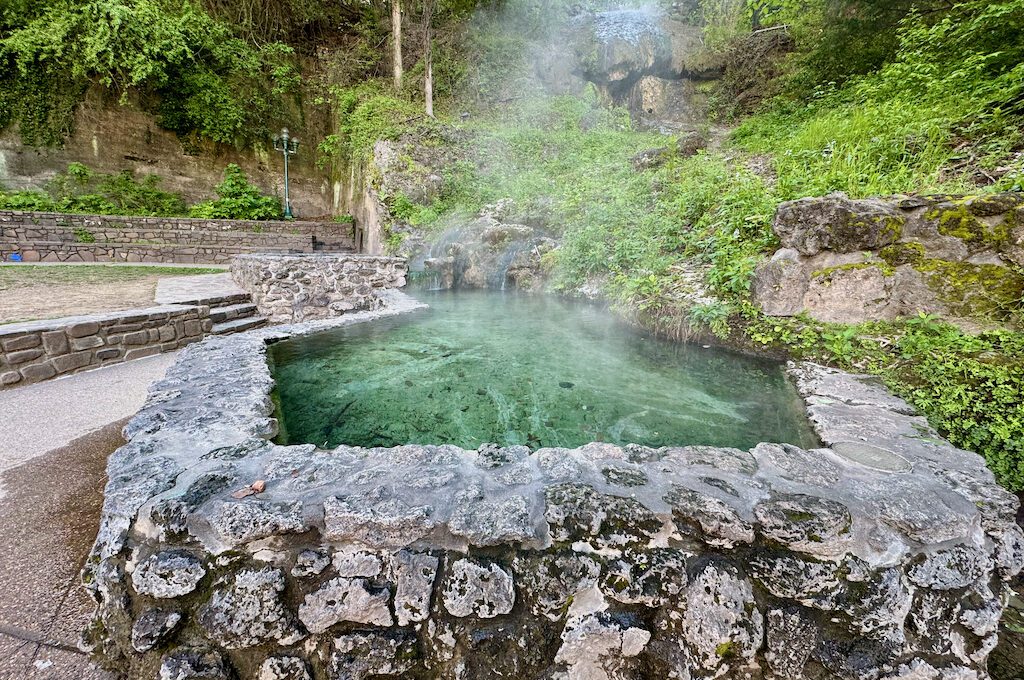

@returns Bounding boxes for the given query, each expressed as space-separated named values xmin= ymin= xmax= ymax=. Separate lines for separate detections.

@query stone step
xmin=209 ymin=302 xmax=258 ymax=324
xmin=210 ymin=316 xmax=268 ymax=336
xmin=189 ymin=293 xmax=251 ymax=309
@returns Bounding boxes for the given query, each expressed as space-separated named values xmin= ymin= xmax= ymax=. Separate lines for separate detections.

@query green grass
xmin=0 ymin=265 xmax=224 ymax=291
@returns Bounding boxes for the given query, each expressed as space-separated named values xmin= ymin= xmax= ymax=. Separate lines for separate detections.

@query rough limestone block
xmin=6 ymin=348 xmax=44 ymax=364
xmin=52 ymin=351 xmax=93 ymax=373
xmin=71 ymin=335 xmax=105 ymax=351
xmin=67 ymin=321 xmax=101 ymax=338
xmin=132 ymin=550 xmax=206 ymax=598
xmin=41 ymin=330 xmax=69 ymax=355
xmin=442 ymin=559 xmax=515 ymax=618
xmin=298 ymin=577 xmax=394 ymax=632
xmin=19 ymin=362 xmax=56 ymax=382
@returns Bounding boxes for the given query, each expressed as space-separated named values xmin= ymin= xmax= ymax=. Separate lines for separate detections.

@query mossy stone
xmin=928 ymin=200 xmax=1011 ymax=246
xmin=912 ymin=258 xmax=1024 ymax=321
xmin=879 ymin=242 xmax=926 ymax=267
xmin=811 ymin=261 xmax=895 ymax=283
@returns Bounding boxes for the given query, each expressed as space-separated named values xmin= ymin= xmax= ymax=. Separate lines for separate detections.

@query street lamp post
xmin=272 ymin=128 xmax=300 ymax=219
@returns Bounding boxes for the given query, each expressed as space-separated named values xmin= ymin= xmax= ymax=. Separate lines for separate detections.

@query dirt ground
xmin=0 ymin=265 xmax=223 ymax=324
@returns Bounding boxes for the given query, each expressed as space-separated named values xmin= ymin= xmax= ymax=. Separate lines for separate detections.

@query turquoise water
xmin=270 ymin=290 xmax=818 ymax=451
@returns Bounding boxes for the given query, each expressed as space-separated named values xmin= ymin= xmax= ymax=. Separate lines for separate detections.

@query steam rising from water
xmin=271 ymin=290 xmax=818 ymax=451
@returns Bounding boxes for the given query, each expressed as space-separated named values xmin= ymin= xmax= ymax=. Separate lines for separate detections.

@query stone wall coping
xmin=0 ymin=303 xmax=200 ymax=337
xmin=232 ymin=253 xmax=405 ymax=262
xmin=0 ymin=210 xmax=338 ymax=231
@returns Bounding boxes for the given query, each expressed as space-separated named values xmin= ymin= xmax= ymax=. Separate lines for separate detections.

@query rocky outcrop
xmin=417 ymin=200 xmax=557 ymax=291
xmin=0 ymin=92 xmax=330 ymax=217
xmin=341 ymin=132 xmax=464 ymax=255
xmin=556 ymin=9 xmax=722 ymax=131
xmin=753 ymin=192 xmax=1024 ymax=326
xmin=83 ymin=291 xmax=1021 ymax=679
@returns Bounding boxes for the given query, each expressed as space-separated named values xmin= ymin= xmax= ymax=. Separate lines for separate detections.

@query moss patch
xmin=880 ymin=242 xmax=926 ymax=266
xmin=913 ymin=258 xmax=1024 ymax=321
xmin=929 ymin=200 xmax=1011 ymax=246
xmin=812 ymin=261 xmax=895 ymax=283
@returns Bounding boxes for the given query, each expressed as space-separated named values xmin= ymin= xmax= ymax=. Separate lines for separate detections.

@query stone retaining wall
xmin=0 ymin=241 xmax=311 ymax=265
xmin=230 ymin=253 xmax=408 ymax=323
xmin=0 ymin=211 xmax=357 ymax=264
xmin=84 ymin=292 xmax=1024 ymax=680
xmin=0 ymin=305 xmax=212 ymax=389
xmin=2 ymin=224 xmax=313 ymax=250
xmin=0 ymin=211 xmax=354 ymax=243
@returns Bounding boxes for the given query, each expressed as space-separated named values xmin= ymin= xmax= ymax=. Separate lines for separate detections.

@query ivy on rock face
xmin=0 ymin=0 xmax=300 ymax=146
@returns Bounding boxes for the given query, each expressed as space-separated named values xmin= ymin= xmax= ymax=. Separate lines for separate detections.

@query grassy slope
xmin=362 ymin=1 xmax=1024 ymax=489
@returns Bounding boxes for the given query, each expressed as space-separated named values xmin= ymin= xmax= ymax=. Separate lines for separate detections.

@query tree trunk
xmin=424 ymin=0 xmax=434 ymax=117
xmin=392 ymin=0 xmax=403 ymax=90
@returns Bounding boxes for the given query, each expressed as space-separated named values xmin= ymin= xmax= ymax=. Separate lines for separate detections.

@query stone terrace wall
xmin=0 ymin=211 xmax=357 ymax=264
xmin=84 ymin=293 xmax=1024 ymax=680
xmin=230 ymin=254 xmax=408 ymax=323
xmin=0 ymin=305 xmax=211 ymax=389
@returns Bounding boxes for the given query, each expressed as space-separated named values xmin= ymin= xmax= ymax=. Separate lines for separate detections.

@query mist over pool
xmin=270 ymin=290 xmax=818 ymax=451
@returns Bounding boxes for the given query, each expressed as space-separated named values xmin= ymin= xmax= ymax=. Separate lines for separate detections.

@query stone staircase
xmin=208 ymin=296 xmax=268 ymax=335
xmin=154 ymin=273 xmax=268 ymax=336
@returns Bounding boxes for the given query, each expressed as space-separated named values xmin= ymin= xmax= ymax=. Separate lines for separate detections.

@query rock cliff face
xmin=0 ymin=94 xmax=331 ymax=218
xmin=83 ymin=292 xmax=1022 ymax=679
xmin=753 ymin=192 xmax=1024 ymax=327
xmin=416 ymin=200 xmax=556 ymax=292
xmin=546 ymin=9 xmax=722 ymax=131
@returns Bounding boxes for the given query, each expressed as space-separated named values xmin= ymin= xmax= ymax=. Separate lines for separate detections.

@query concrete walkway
xmin=0 ymin=262 xmax=227 ymax=269
xmin=0 ymin=353 xmax=176 ymax=482
xmin=0 ymin=350 xmax=176 ymax=679
xmin=154 ymin=271 xmax=244 ymax=305
xmin=0 ymin=422 xmax=125 ymax=680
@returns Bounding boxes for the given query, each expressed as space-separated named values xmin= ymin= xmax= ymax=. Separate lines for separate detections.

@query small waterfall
xmin=413 ymin=203 xmax=553 ymax=292
xmin=488 ymin=240 xmax=530 ymax=290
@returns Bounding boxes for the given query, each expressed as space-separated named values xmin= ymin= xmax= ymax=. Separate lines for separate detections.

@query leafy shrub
xmin=0 ymin=190 xmax=57 ymax=211
xmin=0 ymin=0 xmax=300 ymax=146
xmin=73 ymin=227 xmax=96 ymax=243
xmin=189 ymin=164 xmax=281 ymax=220
xmin=326 ymin=83 xmax=433 ymax=164
xmin=0 ymin=162 xmax=185 ymax=216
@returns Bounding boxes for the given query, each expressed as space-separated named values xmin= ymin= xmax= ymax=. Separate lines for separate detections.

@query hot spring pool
xmin=270 ymin=290 xmax=818 ymax=451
